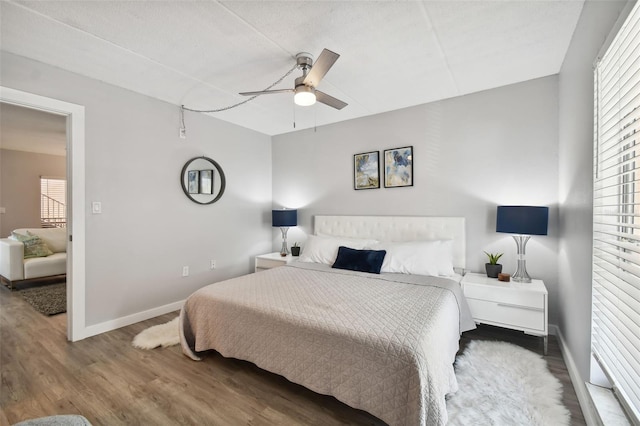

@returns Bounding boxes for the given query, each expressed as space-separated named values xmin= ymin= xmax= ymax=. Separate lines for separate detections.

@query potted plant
xmin=484 ymin=251 xmax=503 ymax=278
xmin=291 ymin=242 xmax=301 ymax=257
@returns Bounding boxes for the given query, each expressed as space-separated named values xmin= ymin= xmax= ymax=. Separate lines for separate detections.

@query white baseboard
xmin=554 ymin=326 xmax=601 ymax=426
xmin=79 ymin=300 xmax=184 ymax=340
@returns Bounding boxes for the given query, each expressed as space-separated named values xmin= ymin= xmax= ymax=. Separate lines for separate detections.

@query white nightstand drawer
xmin=463 ymin=284 xmax=544 ymax=309
xmin=461 ymin=273 xmax=548 ymax=353
xmin=466 ymin=298 xmax=545 ymax=332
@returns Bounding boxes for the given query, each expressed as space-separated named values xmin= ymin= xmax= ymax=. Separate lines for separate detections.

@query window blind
xmin=40 ymin=177 xmax=66 ymax=228
xmin=593 ymin=1 xmax=640 ymax=422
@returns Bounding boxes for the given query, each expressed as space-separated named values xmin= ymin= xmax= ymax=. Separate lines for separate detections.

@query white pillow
xmin=298 ymin=235 xmax=379 ymax=265
xmin=371 ymin=240 xmax=455 ymax=276
xmin=437 ymin=240 xmax=455 ymax=276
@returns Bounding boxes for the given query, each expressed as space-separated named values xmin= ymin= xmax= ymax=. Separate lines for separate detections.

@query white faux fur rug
xmin=132 ymin=316 xmax=180 ymax=349
xmin=446 ymin=340 xmax=570 ymax=426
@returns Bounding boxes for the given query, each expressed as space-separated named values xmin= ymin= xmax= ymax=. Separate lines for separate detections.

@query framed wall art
xmin=354 ymin=151 xmax=380 ymax=190
xmin=187 ymin=170 xmax=200 ymax=194
xmin=384 ymin=146 xmax=413 ymax=188
xmin=200 ymin=169 xmax=213 ymax=195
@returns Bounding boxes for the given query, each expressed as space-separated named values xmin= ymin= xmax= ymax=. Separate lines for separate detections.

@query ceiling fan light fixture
xmin=294 ymin=86 xmax=316 ymax=106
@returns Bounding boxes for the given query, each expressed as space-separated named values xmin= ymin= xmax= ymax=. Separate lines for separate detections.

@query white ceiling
xmin=0 ymin=1 xmax=584 ymax=137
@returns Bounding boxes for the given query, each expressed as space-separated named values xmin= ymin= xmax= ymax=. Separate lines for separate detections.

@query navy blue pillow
xmin=331 ymin=246 xmax=387 ymax=274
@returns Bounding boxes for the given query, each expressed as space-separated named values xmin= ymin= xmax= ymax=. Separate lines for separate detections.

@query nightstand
xmin=461 ymin=272 xmax=548 ymax=354
xmin=254 ymin=252 xmax=294 ymax=273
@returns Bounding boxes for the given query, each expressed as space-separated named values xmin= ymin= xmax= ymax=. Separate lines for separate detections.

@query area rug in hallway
xmin=446 ymin=340 xmax=570 ymax=426
xmin=19 ymin=283 xmax=66 ymax=316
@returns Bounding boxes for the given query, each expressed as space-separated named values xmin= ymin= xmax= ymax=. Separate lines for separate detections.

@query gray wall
xmin=273 ymin=76 xmax=562 ymax=324
xmin=1 ymin=52 xmax=273 ymax=325
xmin=0 ymin=149 xmax=66 ymax=236
xmin=558 ymin=0 xmax=632 ymax=382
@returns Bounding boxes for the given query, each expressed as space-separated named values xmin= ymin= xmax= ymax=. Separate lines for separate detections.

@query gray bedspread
xmin=180 ymin=262 xmax=476 ymax=426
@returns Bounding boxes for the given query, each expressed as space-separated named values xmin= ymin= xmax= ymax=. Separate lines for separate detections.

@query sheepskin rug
xmin=132 ymin=316 xmax=180 ymax=349
xmin=446 ymin=340 xmax=570 ymax=426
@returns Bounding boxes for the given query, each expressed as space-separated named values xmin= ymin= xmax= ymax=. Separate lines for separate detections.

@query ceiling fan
xmin=239 ymin=49 xmax=348 ymax=110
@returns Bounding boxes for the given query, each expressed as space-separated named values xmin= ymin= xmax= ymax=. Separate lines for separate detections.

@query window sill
xmin=586 ymin=383 xmax=630 ymax=425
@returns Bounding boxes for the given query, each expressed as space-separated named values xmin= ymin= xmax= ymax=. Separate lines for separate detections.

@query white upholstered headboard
xmin=314 ymin=215 xmax=466 ymax=270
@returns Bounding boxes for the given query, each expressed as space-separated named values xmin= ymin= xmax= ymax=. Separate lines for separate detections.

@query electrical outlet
xmin=179 ymin=127 xmax=186 ymax=139
xmin=182 ymin=266 xmax=189 ymax=277
xmin=210 ymin=259 xmax=216 ymax=270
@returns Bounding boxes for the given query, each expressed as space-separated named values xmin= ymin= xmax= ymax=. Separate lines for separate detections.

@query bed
xmin=180 ymin=215 xmax=476 ymax=426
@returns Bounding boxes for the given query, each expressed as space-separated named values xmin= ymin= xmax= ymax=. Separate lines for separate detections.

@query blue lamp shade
xmin=496 ymin=206 xmax=548 ymax=236
xmin=272 ymin=209 xmax=297 ymax=227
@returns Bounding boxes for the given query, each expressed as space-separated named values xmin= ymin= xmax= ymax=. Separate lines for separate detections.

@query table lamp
xmin=272 ymin=209 xmax=297 ymax=256
xmin=496 ymin=205 xmax=548 ymax=283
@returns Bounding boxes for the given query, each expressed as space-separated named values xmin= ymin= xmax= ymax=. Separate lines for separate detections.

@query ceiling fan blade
xmin=316 ymin=90 xmax=348 ymax=110
xmin=303 ymin=49 xmax=339 ymax=87
xmin=239 ymin=89 xmax=293 ymax=96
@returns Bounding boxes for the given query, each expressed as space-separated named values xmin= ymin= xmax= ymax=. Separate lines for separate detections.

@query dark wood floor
xmin=1 ymin=284 xmax=585 ymax=425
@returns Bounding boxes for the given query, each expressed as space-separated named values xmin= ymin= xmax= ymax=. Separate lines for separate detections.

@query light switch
xmin=0 ymin=207 xmax=5 ymax=214
xmin=92 ymin=201 xmax=102 ymax=214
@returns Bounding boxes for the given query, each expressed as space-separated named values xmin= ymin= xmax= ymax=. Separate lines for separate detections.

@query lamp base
xmin=511 ymin=235 xmax=532 ymax=283
xmin=280 ymin=227 xmax=289 ymax=257
xmin=512 ymin=261 xmax=532 ymax=283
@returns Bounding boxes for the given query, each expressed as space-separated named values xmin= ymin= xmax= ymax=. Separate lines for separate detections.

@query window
xmin=593 ymin=1 xmax=640 ymax=422
xmin=40 ymin=177 xmax=66 ymax=228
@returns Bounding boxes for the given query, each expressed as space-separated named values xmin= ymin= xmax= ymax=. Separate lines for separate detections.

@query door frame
xmin=1 ymin=86 xmax=86 ymax=341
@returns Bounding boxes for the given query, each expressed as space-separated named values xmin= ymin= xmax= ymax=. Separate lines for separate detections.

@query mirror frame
xmin=180 ymin=156 xmax=226 ymax=205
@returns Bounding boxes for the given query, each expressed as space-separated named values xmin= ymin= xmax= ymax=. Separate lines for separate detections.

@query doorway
xmin=0 ymin=104 xmax=66 ymax=233
xmin=0 ymin=86 xmax=86 ymax=341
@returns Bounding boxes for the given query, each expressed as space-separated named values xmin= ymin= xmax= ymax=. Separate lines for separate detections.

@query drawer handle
xmin=497 ymin=302 xmax=543 ymax=312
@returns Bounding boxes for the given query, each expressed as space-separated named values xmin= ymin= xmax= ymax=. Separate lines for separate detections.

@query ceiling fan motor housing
xmin=294 ymin=76 xmax=314 ymax=90
xmin=295 ymin=53 xmax=316 ymax=99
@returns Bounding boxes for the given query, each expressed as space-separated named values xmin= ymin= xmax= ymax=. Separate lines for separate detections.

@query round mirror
xmin=180 ymin=156 xmax=226 ymax=205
